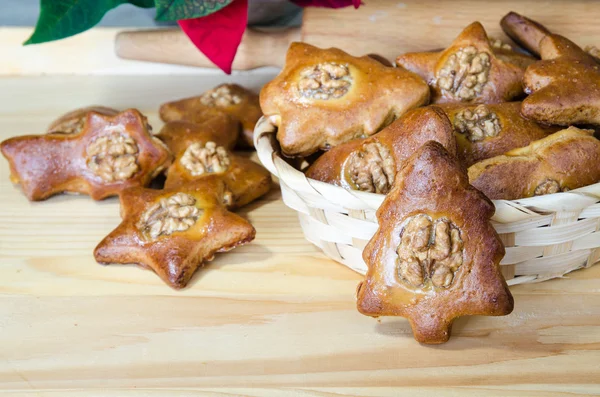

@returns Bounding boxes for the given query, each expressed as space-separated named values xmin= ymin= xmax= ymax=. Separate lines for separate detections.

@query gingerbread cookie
xmin=305 ymin=107 xmax=456 ymax=194
xmin=94 ymin=179 xmax=255 ymax=289
xmin=160 ymin=84 xmax=262 ymax=148
xmin=356 ymin=141 xmax=513 ymax=344
xmin=1 ymin=109 xmax=171 ymax=201
xmin=396 ymin=22 xmax=526 ymax=104
xmin=47 ymin=106 xmax=119 ymax=134
xmin=469 ymin=127 xmax=600 ymax=200
xmin=438 ymin=102 xmax=557 ymax=166
xmin=522 ymin=34 xmax=600 ymax=125
xmin=260 ymin=42 xmax=430 ymax=157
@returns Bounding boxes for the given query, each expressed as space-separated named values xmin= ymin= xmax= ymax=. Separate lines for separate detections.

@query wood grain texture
xmin=302 ymin=0 xmax=600 ymax=63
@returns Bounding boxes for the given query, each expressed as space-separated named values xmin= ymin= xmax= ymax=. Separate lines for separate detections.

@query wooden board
xmin=1 ymin=74 xmax=600 ymax=397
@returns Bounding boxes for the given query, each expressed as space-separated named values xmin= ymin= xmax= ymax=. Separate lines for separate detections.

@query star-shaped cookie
xmin=305 ymin=106 xmax=457 ymax=194
xmin=160 ymin=84 xmax=262 ymax=148
xmin=521 ymin=34 xmax=600 ymax=125
xmin=1 ymin=109 xmax=172 ymax=201
xmin=396 ymin=22 xmax=526 ymax=104
xmin=469 ymin=127 xmax=600 ymax=200
xmin=95 ymin=180 xmax=255 ymax=289
xmin=356 ymin=141 xmax=513 ymax=344
xmin=47 ymin=106 xmax=119 ymax=134
xmin=438 ymin=102 xmax=558 ymax=166
xmin=156 ymin=113 xmax=239 ymax=152
xmin=260 ymin=42 xmax=430 ymax=157
xmin=159 ymin=124 xmax=272 ymax=209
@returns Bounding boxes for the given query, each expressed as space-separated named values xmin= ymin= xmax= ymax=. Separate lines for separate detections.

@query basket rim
xmin=254 ymin=115 xmax=600 ymax=213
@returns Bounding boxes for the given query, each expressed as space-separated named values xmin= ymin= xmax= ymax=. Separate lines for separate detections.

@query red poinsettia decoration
xmin=179 ymin=0 xmax=361 ymax=73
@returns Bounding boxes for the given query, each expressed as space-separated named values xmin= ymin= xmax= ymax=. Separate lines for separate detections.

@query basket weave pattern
xmin=254 ymin=116 xmax=600 ymax=285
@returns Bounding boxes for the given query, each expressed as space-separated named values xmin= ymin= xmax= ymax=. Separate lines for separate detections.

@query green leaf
xmin=24 ymin=0 xmax=155 ymax=45
xmin=155 ymin=0 xmax=233 ymax=22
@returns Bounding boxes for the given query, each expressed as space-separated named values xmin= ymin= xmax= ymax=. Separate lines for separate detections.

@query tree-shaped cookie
xmin=396 ymin=22 xmax=525 ymax=104
xmin=94 ymin=179 xmax=255 ymax=289
xmin=1 ymin=109 xmax=171 ymax=201
xmin=522 ymin=34 xmax=600 ymax=125
xmin=357 ymin=141 xmax=513 ymax=344
xmin=260 ymin=42 xmax=430 ymax=157
xmin=305 ymin=107 xmax=457 ymax=194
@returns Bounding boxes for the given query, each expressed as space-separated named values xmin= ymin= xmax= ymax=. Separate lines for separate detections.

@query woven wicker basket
xmin=254 ymin=115 xmax=600 ymax=285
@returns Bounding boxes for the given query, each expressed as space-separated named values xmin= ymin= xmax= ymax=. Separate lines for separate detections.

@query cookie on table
xmin=260 ymin=42 xmax=430 ymax=157
xmin=500 ymin=12 xmax=551 ymax=57
xmin=522 ymin=34 xmax=600 ymax=126
xmin=156 ymin=112 xmax=239 ymax=152
xmin=468 ymin=127 xmax=600 ymax=200
xmin=157 ymin=121 xmax=271 ymax=209
xmin=47 ymin=106 xmax=119 ymax=134
xmin=438 ymin=102 xmax=558 ymax=167
xmin=305 ymin=107 xmax=456 ymax=194
xmin=160 ymin=84 xmax=262 ymax=149
xmin=396 ymin=22 xmax=526 ymax=104
xmin=1 ymin=109 xmax=171 ymax=201
xmin=94 ymin=179 xmax=255 ymax=289
xmin=356 ymin=141 xmax=513 ymax=344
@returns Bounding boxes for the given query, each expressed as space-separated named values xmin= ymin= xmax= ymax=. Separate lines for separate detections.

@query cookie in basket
xmin=94 ymin=178 xmax=255 ymax=289
xmin=396 ymin=22 xmax=527 ymax=104
xmin=522 ymin=34 xmax=600 ymax=126
xmin=47 ymin=106 xmax=119 ymax=134
xmin=469 ymin=126 xmax=600 ymax=200
xmin=356 ymin=141 xmax=514 ymax=344
xmin=305 ymin=107 xmax=456 ymax=194
xmin=160 ymin=84 xmax=262 ymax=149
xmin=1 ymin=109 xmax=171 ymax=201
xmin=161 ymin=134 xmax=271 ymax=209
xmin=438 ymin=102 xmax=559 ymax=166
xmin=500 ymin=12 xmax=552 ymax=57
xmin=260 ymin=42 xmax=430 ymax=157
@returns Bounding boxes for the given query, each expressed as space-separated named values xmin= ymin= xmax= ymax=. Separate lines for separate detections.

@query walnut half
xmin=453 ymin=105 xmax=501 ymax=141
xmin=534 ymin=179 xmax=568 ymax=196
xmin=396 ymin=214 xmax=464 ymax=288
xmin=86 ymin=131 xmax=140 ymax=183
xmin=200 ymin=85 xmax=242 ymax=107
xmin=438 ymin=46 xmax=491 ymax=101
xmin=137 ymin=193 xmax=201 ymax=240
xmin=180 ymin=142 xmax=231 ymax=176
xmin=298 ymin=62 xmax=353 ymax=100
xmin=345 ymin=142 xmax=396 ymax=194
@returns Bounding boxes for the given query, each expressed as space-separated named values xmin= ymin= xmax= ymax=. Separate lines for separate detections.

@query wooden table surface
xmin=0 ymin=75 xmax=599 ymax=396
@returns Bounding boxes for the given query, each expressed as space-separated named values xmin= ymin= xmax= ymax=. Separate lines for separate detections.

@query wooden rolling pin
xmin=115 ymin=0 xmax=600 ymax=70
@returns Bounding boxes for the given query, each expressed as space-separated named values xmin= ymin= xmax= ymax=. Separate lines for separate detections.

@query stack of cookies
xmin=259 ymin=13 xmax=600 ymax=343
xmin=1 ymin=84 xmax=271 ymax=289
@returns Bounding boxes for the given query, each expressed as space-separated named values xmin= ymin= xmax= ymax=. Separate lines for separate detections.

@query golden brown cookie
xmin=438 ymin=102 xmax=558 ymax=166
xmin=94 ymin=179 xmax=255 ymax=289
xmin=156 ymin=113 xmax=239 ymax=152
xmin=469 ymin=127 xmax=600 ymax=200
xmin=260 ymin=42 xmax=430 ymax=157
xmin=305 ymin=107 xmax=457 ymax=194
xmin=1 ymin=109 xmax=171 ymax=201
xmin=47 ymin=106 xmax=119 ymax=134
xmin=500 ymin=12 xmax=551 ymax=57
xmin=163 ymin=140 xmax=271 ymax=209
xmin=160 ymin=84 xmax=262 ymax=148
xmin=396 ymin=22 xmax=526 ymax=104
xmin=522 ymin=34 xmax=600 ymax=126
xmin=356 ymin=141 xmax=513 ymax=344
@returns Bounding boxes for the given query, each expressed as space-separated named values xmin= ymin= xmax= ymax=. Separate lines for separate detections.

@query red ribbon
xmin=178 ymin=0 xmax=360 ymax=74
